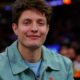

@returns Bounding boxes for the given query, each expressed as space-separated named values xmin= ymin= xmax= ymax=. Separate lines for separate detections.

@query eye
xmin=23 ymin=21 xmax=30 ymax=25
xmin=23 ymin=19 xmax=31 ymax=25
xmin=38 ymin=22 xmax=45 ymax=26
xmin=37 ymin=20 xmax=46 ymax=26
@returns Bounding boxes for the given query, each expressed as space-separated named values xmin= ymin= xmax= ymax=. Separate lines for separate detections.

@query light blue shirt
xmin=25 ymin=59 xmax=42 ymax=76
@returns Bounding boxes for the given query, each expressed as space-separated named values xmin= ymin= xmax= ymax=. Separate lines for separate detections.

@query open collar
xmin=7 ymin=41 xmax=60 ymax=75
xmin=7 ymin=41 xmax=29 ymax=75
xmin=41 ymin=46 xmax=61 ymax=71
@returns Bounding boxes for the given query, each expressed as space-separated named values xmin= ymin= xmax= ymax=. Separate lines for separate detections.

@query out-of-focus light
xmin=63 ymin=0 xmax=71 ymax=5
xmin=45 ymin=0 xmax=63 ymax=6
xmin=46 ymin=44 xmax=60 ymax=53
xmin=4 ymin=5 xmax=12 ymax=11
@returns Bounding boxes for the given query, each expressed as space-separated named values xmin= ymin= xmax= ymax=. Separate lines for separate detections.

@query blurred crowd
xmin=58 ymin=39 xmax=80 ymax=79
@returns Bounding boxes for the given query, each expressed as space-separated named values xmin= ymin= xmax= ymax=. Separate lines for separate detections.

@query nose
xmin=31 ymin=22 xmax=38 ymax=33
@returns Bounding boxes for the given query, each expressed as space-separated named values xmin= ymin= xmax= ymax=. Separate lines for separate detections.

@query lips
xmin=27 ymin=35 xmax=41 ymax=40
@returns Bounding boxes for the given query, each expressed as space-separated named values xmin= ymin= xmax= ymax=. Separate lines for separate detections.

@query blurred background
xmin=0 ymin=0 xmax=80 ymax=79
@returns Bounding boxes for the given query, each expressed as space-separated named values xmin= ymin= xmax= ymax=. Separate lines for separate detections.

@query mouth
xmin=27 ymin=35 xmax=41 ymax=40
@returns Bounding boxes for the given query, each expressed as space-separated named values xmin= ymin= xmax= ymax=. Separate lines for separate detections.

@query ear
xmin=12 ymin=23 xmax=18 ymax=36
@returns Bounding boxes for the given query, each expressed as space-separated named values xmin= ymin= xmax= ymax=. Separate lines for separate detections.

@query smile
xmin=27 ymin=35 xmax=41 ymax=40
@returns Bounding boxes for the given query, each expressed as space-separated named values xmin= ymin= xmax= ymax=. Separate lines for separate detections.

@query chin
xmin=30 ymin=44 xmax=40 ymax=48
xmin=26 ymin=44 xmax=42 ymax=49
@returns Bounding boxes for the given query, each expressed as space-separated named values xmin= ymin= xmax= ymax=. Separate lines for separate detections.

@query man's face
xmin=12 ymin=9 xmax=49 ymax=49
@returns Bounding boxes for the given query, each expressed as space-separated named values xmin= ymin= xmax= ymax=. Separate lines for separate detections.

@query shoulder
xmin=47 ymin=47 xmax=73 ymax=72
xmin=51 ymin=49 xmax=72 ymax=66
xmin=0 ymin=48 xmax=9 ymax=71
xmin=43 ymin=46 xmax=73 ymax=67
xmin=0 ymin=49 xmax=8 ymax=61
xmin=0 ymin=48 xmax=13 ymax=80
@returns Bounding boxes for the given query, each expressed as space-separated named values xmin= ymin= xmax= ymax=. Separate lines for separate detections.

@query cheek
xmin=16 ymin=28 xmax=25 ymax=38
xmin=18 ymin=27 xmax=28 ymax=34
xmin=40 ymin=28 xmax=49 ymax=36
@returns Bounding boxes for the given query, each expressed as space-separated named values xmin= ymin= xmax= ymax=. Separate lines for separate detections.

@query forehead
xmin=19 ymin=9 xmax=46 ymax=20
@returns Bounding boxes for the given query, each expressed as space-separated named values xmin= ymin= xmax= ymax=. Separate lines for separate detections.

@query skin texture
xmin=12 ymin=9 xmax=49 ymax=62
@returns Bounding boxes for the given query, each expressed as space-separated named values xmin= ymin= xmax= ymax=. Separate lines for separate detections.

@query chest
xmin=1 ymin=69 xmax=67 ymax=80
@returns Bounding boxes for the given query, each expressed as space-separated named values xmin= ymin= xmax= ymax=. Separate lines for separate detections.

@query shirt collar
xmin=7 ymin=41 xmax=60 ymax=75
xmin=7 ymin=41 xmax=29 ymax=75
xmin=41 ymin=46 xmax=60 ymax=71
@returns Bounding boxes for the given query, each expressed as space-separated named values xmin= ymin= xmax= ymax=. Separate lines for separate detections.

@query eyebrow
xmin=23 ymin=18 xmax=46 ymax=22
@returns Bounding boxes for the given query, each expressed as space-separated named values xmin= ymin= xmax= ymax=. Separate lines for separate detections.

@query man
xmin=0 ymin=0 xmax=74 ymax=80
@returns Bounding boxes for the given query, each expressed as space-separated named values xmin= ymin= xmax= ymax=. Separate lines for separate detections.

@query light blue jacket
xmin=0 ymin=41 xmax=74 ymax=80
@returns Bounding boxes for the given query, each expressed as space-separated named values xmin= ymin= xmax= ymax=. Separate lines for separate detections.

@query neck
xmin=18 ymin=43 xmax=42 ymax=63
